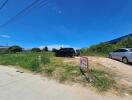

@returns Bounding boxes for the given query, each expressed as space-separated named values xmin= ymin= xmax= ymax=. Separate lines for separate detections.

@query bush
xmin=31 ymin=48 xmax=41 ymax=52
xmin=18 ymin=55 xmax=41 ymax=72
xmin=117 ymin=37 xmax=132 ymax=48
xmin=43 ymin=46 xmax=48 ymax=52
xmin=52 ymin=48 xmax=57 ymax=52
xmin=8 ymin=45 xmax=23 ymax=53
xmin=0 ymin=52 xmax=52 ymax=72
xmin=41 ymin=55 xmax=50 ymax=64
xmin=90 ymin=69 xmax=115 ymax=91
xmin=43 ymin=66 xmax=55 ymax=75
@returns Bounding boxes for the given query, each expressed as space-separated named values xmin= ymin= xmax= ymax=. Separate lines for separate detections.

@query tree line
xmin=0 ymin=46 xmax=50 ymax=53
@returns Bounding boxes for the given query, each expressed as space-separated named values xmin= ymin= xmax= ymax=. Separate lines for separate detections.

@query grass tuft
xmin=90 ymin=69 xmax=115 ymax=91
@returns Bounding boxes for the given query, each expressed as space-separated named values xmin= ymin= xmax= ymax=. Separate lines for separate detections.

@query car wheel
xmin=122 ymin=57 xmax=128 ymax=64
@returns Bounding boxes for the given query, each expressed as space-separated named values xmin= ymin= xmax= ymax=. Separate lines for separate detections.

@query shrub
xmin=43 ymin=46 xmax=48 ymax=52
xmin=117 ymin=37 xmax=132 ymax=48
xmin=43 ymin=66 xmax=55 ymax=75
xmin=0 ymin=52 xmax=52 ymax=72
xmin=8 ymin=45 xmax=23 ymax=53
xmin=31 ymin=48 xmax=41 ymax=52
xmin=90 ymin=69 xmax=115 ymax=91
xmin=41 ymin=55 xmax=50 ymax=65
xmin=52 ymin=48 xmax=57 ymax=52
xmin=18 ymin=55 xmax=41 ymax=72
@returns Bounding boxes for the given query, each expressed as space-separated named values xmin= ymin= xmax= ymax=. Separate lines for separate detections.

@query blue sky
xmin=0 ymin=0 xmax=132 ymax=49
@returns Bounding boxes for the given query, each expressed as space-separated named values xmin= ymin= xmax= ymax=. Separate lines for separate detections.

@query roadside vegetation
xmin=0 ymin=52 xmax=52 ymax=72
xmin=0 ymin=51 xmax=131 ymax=95
xmin=80 ymin=36 xmax=132 ymax=56
xmin=43 ymin=57 xmax=115 ymax=92
xmin=0 ymin=43 xmax=132 ymax=95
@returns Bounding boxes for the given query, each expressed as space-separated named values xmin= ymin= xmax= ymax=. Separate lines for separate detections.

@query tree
xmin=31 ymin=48 xmax=41 ymax=52
xmin=43 ymin=46 xmax=48 ymax=52
xmin=117 ymin=37 xmax=132 ymax=48
xmin=52 ymin=48 xmax=57 ymax=52
xmin=8 ymin=45 xmax=23 ymax=53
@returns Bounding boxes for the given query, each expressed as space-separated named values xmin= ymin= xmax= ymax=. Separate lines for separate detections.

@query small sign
xmin=80 ymin=57 xmax=89 ymax=73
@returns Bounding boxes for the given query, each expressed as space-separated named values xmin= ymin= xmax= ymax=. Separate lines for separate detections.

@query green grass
xmin=0 ymin=52 xmax=52 ymax=72
xmin=90 ymin=69 xmax=115 ymax=91
xmin=43 ymin=66 xmax=55 ymax=76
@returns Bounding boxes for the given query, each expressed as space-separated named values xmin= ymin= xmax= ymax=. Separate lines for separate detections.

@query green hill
xmin=107 ymin=33 xmax=132 ymax=44
xmin=80 ymin=36 xmax=132 ymax=56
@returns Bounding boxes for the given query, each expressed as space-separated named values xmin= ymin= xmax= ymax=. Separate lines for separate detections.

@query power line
xmin=22 ymin=0 xmax=51 ymax=17
xmin=38 ymin=0 xmax=51 ymax=8
xmin=0 ymin=0 xmax=8 ymax=10
xmin=0 ymin=0 xmax=50 ymax=28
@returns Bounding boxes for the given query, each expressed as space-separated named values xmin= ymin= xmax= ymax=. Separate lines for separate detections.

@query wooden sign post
xmin=80 ymin=57 xmax=90 ymax=82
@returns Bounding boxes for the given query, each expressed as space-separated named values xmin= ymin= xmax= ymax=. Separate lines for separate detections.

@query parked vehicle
xmin=55 ymin=48 xmax=77 ymax=57
xmin=109 ymin=48 xmax=132 ymax=64
xmin=75 ymin=50 xmax=80 ymax=56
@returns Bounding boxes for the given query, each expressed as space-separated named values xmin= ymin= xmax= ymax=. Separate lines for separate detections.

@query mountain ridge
xmin=107 ymin=33 xmax=132 ymax=44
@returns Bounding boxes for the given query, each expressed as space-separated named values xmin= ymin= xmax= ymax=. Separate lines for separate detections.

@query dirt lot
xmin=87 ymin=56 xmax=132 ymax=86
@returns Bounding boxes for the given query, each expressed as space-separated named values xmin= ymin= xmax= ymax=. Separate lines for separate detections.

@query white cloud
xmin=39 ymin=44 xmax=71 ymax=50
xmin=0 ymin=35 xmax=11 ymax=38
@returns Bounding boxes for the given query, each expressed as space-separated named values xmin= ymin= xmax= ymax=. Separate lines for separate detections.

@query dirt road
xmin=0 ymin=65 xmax=132 ymax=100
xmin=88 ymin=56 xmax=132 ymax=86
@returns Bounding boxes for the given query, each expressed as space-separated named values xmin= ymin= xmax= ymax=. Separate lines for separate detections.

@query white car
xmin=109 ymin=48 xmax=132 ymax=64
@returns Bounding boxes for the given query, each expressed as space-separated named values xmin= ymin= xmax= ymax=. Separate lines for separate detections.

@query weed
xmin=90 ymin=69 xmax=115 ymax=91
xmin=0 ymin=52 xmax=51 ymax=72
xmin=43 ymin=66 xmax=55 ymax=76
